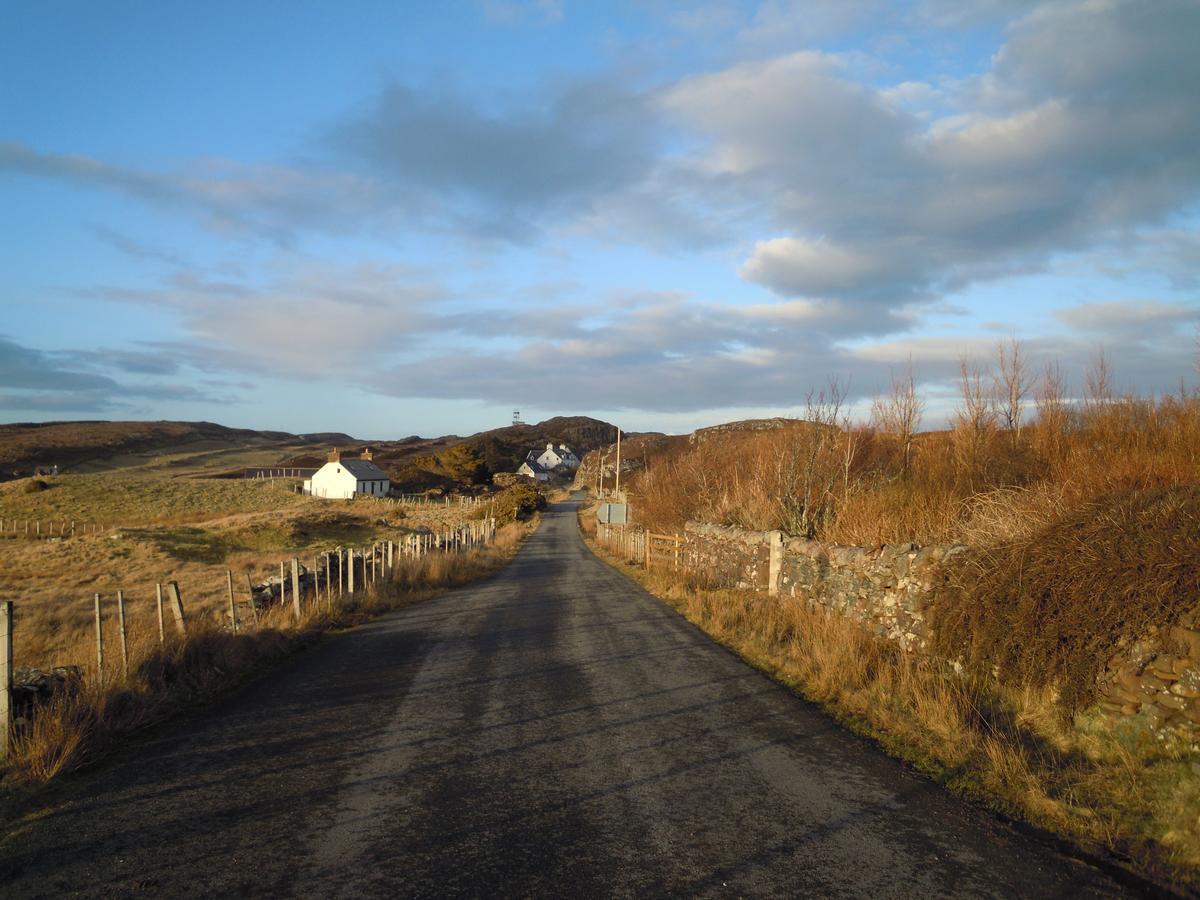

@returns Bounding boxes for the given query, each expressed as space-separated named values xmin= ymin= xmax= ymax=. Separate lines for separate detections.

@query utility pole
xmin=595 ymin=447 xmax=609 ymax=499
xmin=614 ymin=428 xmax=622 ymax=500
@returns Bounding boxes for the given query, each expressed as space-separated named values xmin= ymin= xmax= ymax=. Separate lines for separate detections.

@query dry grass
xmin=4 ymin=519 xmax=532 ymax=785
xmin=931 ymin=485 xmax=1200 ymax=712
xmin=586 ymin=528 xmax=1200 ymax=891
xmin=630 ymin=390 xmax=1200 ymax=549
xmin=1 ymin=477 xmax=486 ymax=672
xmin=0 ymin=473 xmax=316 ymax=526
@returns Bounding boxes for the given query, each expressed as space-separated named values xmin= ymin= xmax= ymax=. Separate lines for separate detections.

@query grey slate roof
xmin=338 ymin=459 xmax=389 ymax=480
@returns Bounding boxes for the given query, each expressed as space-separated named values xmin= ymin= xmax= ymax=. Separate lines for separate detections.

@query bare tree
xmin=871 ymin=359 xmax=924 ymax=475
xmin=840 ymin=403 xmax=863 ymax=503
xmin=995 ymin=337 xmax=1029 ymax=448
xmin=1084 ymin=346 xmax=1113 ymax=411
xmin=1033 ymin=359 xmax=1069 ymax=460
xmin=951 ymin=355 xmax=995 ymax=484
xmin=774 ymin=378 xmax=847 ymax=537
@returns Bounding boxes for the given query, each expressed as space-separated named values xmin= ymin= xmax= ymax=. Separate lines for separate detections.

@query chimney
xmin=328 ymin=447 xmax=342 ymax=463
xmin=361 ymin=447 xmax=373 ymax=461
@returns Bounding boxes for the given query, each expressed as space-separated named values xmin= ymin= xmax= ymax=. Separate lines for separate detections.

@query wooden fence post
xmin=1 ymin=601 xmax=12 ymax=762
xmin=156 ymin=583 xmax=165 ymax=643
xmin=227 ymin=570 xmax=238 ymax=634
xmin=117 ymin=590 xmax=129 ymax=680
xmin=325 ymin=553 xmax=333 ymax=611
xmin=348 ymin=548 xmax=355 ymax=595
xmin=165 ymin=582 xmax=187 ymax=636
xmin=291 ymin=559 xmax=301 ymax=620
xmin=246 ymin=572 xmax=259 ymax=626
xmin=94 ymin=593 xmax=105 ymax=677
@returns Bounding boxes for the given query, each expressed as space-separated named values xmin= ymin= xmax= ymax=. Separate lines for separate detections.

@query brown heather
xmin=629 ymin=353 xmax=1200 ymax=713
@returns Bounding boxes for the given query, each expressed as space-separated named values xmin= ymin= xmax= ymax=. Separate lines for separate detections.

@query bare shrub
xmin=871 ymin=359 xmax=924 ymax=475
xmin=950 ymin=356 xmax=996 ymax=489
xmin=994 ymin=338 xmax=1030 ymax=448
xmin=1032 ymin=359 xmax=1071 ymax=464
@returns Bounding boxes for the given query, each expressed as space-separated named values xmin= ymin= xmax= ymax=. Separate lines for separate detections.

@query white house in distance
xmin=537 ymin=443 xmax=580 ymax=470
xmin=305 ymin=448 xmax=391 ymax=499
xmin=517 ymin=454 xmax=551 ymax=482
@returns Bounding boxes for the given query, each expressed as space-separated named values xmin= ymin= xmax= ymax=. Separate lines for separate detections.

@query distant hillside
xmin=335 ymin=416 xmax=621 ymax=493
xmin=0 ymin=420 xmax=358 ymax=475
xmin=689 ymin=417 xmax=826 ymax=444
xmin=0 ymin=416 xmax=622 ymax=492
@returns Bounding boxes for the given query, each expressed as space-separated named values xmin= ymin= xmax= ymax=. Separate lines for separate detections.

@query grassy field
xmin=3 ymin=517 xmax=533 ymax=786
xmin=0 ymin=473 xmax=317 ymax=526
xmin=0 ymin=472 xmax=489 ymax=673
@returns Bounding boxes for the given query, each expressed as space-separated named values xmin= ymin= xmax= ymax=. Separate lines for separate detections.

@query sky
xmin=1 ymin=0 xmax=1198 ymax=438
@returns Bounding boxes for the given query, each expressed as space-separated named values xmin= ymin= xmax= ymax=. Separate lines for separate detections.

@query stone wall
xmin=778 ymin=539 xmax=967 ymax=652
xmin=1096 ymin=622 xmax=1200 ymax=733
xmin=679 ymin=521 xmax=1200 ymax=738
xmin=683 ymin=523 xmax=774 ymax=591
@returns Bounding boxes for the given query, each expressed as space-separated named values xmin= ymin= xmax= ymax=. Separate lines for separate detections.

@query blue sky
xmin=2 ymin=0 xmax=1198 ymax=438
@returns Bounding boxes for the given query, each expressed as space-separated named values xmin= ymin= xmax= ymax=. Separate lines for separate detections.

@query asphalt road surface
xmin=0 ymin=499 xmax=1140 ymax=898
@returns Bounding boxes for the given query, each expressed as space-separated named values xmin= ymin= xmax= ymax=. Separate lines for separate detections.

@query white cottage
xmin=517 ymin=456 xmax=551 ymax=482
xmin=536 ymin=443 xmax=580 ymax=470
xmin=305 ymin=449 xmax=391 ymax=499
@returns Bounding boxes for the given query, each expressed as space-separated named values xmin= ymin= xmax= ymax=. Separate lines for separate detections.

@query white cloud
xmin=653 ymin=0 xmax=1200 ymax=332
xmin=1054 ymin=300 xmax=1200 ymax=336
xmin=739 ymin=237 xmax=914 ymax=299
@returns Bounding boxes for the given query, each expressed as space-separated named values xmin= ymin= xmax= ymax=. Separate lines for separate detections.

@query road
xmin=0 ymin=498 xmax=1138 ymax=898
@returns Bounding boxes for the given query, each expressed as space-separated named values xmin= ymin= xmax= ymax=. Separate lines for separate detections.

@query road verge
xmin=578 ymin=504 xmax=1194 ymax=897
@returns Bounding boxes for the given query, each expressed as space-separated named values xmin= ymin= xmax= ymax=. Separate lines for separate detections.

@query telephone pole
xmin=614 ymin=428 xmax=622 ymax=500
xmin=595 ymin=448 xmax=608 ymax=498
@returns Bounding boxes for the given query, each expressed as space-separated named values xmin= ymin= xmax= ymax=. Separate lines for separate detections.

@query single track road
xmin=0 ymin=498 xmax=1141 ymax=897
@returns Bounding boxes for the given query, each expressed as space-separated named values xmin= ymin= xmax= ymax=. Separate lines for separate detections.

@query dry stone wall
xmin=778 ymin=539 xmax=966 ymax=652
xmin=680 ymin=520 xmax=1200 ymax=739
xmin=1097 ymin=621 xmax=1200 ymax=733
xmin=683 ymin=523 xmax=773 ymax=591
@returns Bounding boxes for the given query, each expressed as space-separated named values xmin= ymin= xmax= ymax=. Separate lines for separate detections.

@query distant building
xmin=537 ymin=443 xmax=580 ymax=471
xmin=305 ymin=448 xmax=390 ymax=499
xmin=516 ymin=453 xmax=551 ymax=482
